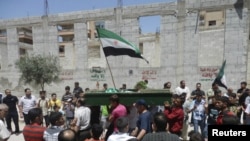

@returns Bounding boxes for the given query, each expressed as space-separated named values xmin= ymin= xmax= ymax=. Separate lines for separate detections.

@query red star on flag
xmin=114 ymin=40 xmax=118 ymax=46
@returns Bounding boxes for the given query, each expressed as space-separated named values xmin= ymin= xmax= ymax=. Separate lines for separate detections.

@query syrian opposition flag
xmin=213 ymin=60 xmax=227 ymax=90
xmin=96 ymin=28 xmax=148 ymax=63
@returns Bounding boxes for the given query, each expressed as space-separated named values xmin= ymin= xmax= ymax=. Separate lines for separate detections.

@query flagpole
xmin=98 ymin=38 xmax=117 ymax=89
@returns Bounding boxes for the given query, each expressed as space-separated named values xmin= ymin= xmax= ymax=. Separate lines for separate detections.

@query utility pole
xmin=117 ymin=0 xmax=123 ymax=9
xmin=44 ymin=0 xmax=49 ymax=16
xmin=116 ymin=0 xmax=123 ymax=35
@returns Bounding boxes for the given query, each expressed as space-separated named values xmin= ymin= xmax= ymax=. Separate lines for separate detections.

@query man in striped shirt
xmin=23 ymin=108 xmax=46 ymax=141
xmin=43 ymin=112 xmax=65 ymax=141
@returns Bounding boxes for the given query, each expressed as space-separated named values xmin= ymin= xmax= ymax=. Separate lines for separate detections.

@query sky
xmin=0 ymin=0 xmax=176 ymax=33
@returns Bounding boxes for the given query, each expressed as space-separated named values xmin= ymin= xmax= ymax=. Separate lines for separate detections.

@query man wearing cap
xmin=131 ymin=99 xmax=152 ymax=140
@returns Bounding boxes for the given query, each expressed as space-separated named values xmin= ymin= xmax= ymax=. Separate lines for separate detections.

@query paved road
xmin=8 ymin=119 xmax=25 ymax=141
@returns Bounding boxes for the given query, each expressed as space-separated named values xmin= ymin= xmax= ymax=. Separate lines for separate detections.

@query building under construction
xmin=0 ymin=0 xmax=249 ymax=95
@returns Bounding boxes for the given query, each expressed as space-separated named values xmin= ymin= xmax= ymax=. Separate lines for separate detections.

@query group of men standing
xmin=1 ymin=80 xmax=250 ymax=141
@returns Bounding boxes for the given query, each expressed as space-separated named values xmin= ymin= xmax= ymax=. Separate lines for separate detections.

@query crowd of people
xmin=0 ymin=80 xmax=249 ymax=141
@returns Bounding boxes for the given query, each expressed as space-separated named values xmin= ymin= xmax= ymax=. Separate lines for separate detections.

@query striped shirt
xmin=141 ymin=132 xmax=181 ymax=141
xmin=43 ymin=126 xmax=64 ymax=141
xmin=23 ymin=123 xmax=46 ymax=141
xmin=61 ymin=93 xmax=74 ymax=102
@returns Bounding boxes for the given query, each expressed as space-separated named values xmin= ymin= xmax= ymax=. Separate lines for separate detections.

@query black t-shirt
xmin=73 ymin=87 xmax=83 ymax=98
xmin=207 ymin=104 xmax=219 ymax=125
xmin=239 ymin=92 xmax=249 ymax=106
xmin=3 ymin=95 xmax=18 ymax=112
xmin=0 ymin=93 xmax=2 ymax=104
xmin=191 ymin=89 xmax=205 ymax=100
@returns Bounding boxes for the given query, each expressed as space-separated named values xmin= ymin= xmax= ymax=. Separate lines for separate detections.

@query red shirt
xmin=164 ymin=106 xmax=184 ymax=133
xmin=216 ymin=110 xmax=235 ymax=125
xmin=84 ymin=138 xmax=104 ymax=141
xmin=23 ymin=123 xmax=46 ymax=141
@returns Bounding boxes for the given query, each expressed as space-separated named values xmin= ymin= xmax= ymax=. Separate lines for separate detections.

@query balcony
xmin=58 ymin=29 xmax=74 ymax=36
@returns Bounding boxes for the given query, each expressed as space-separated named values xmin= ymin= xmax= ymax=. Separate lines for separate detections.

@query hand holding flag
xmin=213 ymin=60 xmax=227 ymax=90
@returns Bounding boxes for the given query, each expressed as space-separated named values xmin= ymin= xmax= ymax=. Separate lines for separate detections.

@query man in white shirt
xmin=0 ymin=104 xmax=11 ymax=141
xmin=71 ymin=98 xmax=91 ymax=141
xmin=18 ymin=88 xmax=37 ymax=125
xmin=175 ymin=80 xmax=191 ymax=100
xmin=108 ymin=116 xmax=136 ymax=141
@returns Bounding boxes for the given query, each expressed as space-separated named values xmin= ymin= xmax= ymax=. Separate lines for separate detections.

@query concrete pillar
xmin=74 ymin=22 xmax=88 ymax=70
xmin=176 ymin=0 xmax=186 ymax=82
xmin=42 ymin=16 xmax=49 ymax=55
xmin=7 ymin=28 xmax=19 ymax=71
xmin=115 ymin=7 xmax=123 ymax=35
xmin=246 ymin=0 xmax=250 ymax=86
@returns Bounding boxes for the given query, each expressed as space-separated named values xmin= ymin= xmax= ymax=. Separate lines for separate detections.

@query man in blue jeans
xmin=188 ymin=92 xmax=206 ymax=138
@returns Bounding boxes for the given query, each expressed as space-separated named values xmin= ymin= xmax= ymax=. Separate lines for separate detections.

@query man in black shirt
xmin=237 ymin=81 xmax=249 ymax=124
xmin=0 ymin=92 xmax=3 ymax=103
xmin=3 ymin=89 xmax=21 ymax=134
xmin=73 ymin=82 xmax=83 ymax=99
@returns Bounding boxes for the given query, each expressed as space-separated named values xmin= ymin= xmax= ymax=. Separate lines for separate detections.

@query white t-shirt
xmin=75 ymin=106 xmax=91 ymax=130
xmin=18 ymin=95 xmax=37 ymax=114
xmin=190 ymin=99 xmax=206 ymax=120
xmin=245 ymin=103 xmax=250 ymax=115
xmin=107 ymin=132 xmax=136 ymax=141
xmin=0 ymin=120 xmax=11 ymax=140
xmin=175 ymin=86 xmax=191 ymax=100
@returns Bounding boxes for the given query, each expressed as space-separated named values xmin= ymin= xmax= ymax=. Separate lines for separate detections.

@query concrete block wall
xmin=224 ymin=7 xmax=248 ymax=88
xmin=160 ymin=14 xmax=178 ymax=87
xmin=32 ymin=25 xmax=45 ymax=54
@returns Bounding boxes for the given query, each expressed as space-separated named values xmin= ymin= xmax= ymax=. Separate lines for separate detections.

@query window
xmin=199 ymin=10 xmax=224 ymax=30
xmin=95 ymin=21 xmax=105 ymax=29
xmin=59 ymin=45 xmax=65 ymax=57
xmin=18 ymin=27 xmax=33 ymax=44
xmin=19 ymin=48 xmax=26 ymax=58
xmin=139 ymin=43 xmax=143 ymax=54
xmin=88 ymin=45 xmax=100 ymax=59
xmin=87 ymin=21 xmax=105 ymax=39
xmin=139 ymin=15 xmax=160 ymax=34
xmin=0 ymin=29 xmax=7 ymax=37
xmin=209 ymin=20 xmax=216 ymax=26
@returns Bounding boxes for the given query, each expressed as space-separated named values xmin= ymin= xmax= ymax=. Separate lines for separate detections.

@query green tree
xmin=15 ymin=54 xmax=61 ymax=91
